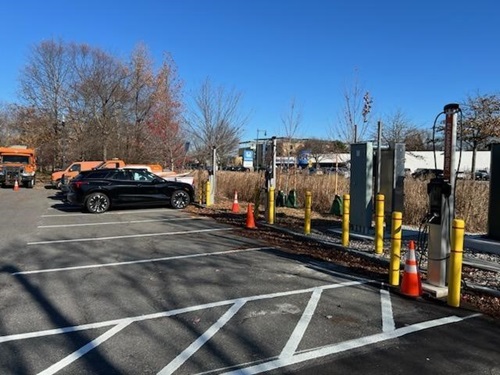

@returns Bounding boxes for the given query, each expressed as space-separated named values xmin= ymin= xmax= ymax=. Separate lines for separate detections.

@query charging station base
xmin=422 ymin=282 xmax=448 ymax=298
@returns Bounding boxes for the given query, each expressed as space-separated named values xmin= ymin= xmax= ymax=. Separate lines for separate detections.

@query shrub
xmin=199 ymin=171 xmax=489 ymax=233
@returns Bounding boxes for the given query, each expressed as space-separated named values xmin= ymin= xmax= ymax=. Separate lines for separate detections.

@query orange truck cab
xmin=0 ymin=146 xmax=37 ymax=188
xmin=94 ymin=159 xmax=163 ymax=174
xmin=51 ymin=161 xmax=103 ymax=189
xmin=56 ymin=158 xmax=164 ymax=189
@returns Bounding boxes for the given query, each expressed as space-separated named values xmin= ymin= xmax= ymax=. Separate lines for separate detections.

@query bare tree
xmin=185 ymin=78 xmax=248 ymax=165
xmin=299 ymin=138 xmax=332 ymax=168
xmin=19 ymin=39 xmax=72 ymax=167
xmin=379 ymin=108 xmax=425 ymax=151
xmin=69 ymin=44 xmax=129 ymax=160
xmin=281 ymin=97 xmax=302 ymax=163
xmin=461 ymin=92 xmax=500 ymax=176
xmin=335 ymin=70 xmax=373 ymax=144
xmin=0 ymin=103 xmax=18 ymax=146
xmin=16 ymin=39 xmax=189 ymax=168
xmin=122 ymin=44 xmax=157 ymax=162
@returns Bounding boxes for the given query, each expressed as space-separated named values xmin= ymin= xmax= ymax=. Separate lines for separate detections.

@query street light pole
xmin=255 ymin=129 xmax=267 ymax=170
xmin=61 ymin=114 xmax=66 ymax=168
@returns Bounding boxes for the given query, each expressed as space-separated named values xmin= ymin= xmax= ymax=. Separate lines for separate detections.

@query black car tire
xmin=170 ymin=189 xmax=191 ymax=209
xmin=85 ymin=192 xmax=110 ymax=213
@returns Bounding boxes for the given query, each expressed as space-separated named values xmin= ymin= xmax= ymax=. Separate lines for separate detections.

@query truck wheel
xmin=85 ymin=192 xmax=110 ymax=213
xmin=170 ymin=189 xmax=191 ymax=209
xmin=26 ymin=179 xmax=34 ymax=189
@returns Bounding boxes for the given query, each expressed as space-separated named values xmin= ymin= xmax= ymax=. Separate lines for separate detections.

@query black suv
xmin=67 ymin=168 xmax=194 ymax=213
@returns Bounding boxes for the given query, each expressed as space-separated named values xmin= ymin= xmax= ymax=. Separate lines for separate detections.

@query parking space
xmin=0 ymin=189 xmax=498 ymax=374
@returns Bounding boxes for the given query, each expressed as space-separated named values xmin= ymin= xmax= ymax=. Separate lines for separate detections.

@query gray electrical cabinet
xmin=488 ymin=144 xmax=500 ymax=240
xmin=350 ymin=143 xmax=373 ymax=234
xmin=380 ymin=143 xmax=406 ymax=228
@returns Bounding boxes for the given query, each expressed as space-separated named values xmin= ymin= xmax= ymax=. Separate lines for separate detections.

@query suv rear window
xmin=81 ymin=170 xmax=113 ymax=179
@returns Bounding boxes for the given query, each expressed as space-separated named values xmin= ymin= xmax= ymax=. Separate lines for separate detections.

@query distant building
xmin=405 ymin=151 xmax=490 ymax=173
xmin=238 ymin=139 xmax=492 ymax=172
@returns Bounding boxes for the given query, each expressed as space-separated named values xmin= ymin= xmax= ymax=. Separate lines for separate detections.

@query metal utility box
xmin=488 ymin=144 xmax=500 ymax=240
xmin=380 ymin=143 xmax=406 ymax=227
xmin=350 ymin=143 xmax=373 ymax=234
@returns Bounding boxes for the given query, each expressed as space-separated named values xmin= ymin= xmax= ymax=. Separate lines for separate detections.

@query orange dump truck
xmin=0 ymin=146 xmax=37 ymax=188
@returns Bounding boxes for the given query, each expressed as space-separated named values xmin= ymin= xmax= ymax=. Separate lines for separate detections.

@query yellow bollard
xmin=448 ymin=219 xmax=465 ymax=307
xmin=389 ymin=211 xmax=403 ymax=286
xmin=267 ymin=186 xmax=275 ymax=224
xmin=205 ymin=180 xmax=211 ymax=207
xmin=375 ymin=194 xmax=385 ymax=254
xmin=342 ymin=194 xmax=350 ymax=246
xmin=304 ymin=191 xmax=312 ymax=234
xmin=199 ymin=181 xmax=205 ymax=204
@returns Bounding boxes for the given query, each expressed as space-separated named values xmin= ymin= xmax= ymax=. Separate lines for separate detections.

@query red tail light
xmin=72 ymin=181 xmax=88 ymax=190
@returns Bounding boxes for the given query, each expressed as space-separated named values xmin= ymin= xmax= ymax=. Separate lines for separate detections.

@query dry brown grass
xmin=194 ymin=171 xmax=489 ymax=233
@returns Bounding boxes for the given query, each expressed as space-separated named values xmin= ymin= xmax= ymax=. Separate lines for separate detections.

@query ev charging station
xmin=208 ymin=146 xmax=217 ymax=204
xmin=424 ymin=103 xmax=461 ymax=296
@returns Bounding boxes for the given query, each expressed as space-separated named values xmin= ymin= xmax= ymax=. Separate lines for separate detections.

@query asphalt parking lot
xmin=0 ymin=187 xmax=499 ymax=374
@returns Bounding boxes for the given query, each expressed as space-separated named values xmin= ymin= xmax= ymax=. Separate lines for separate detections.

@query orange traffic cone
xmin=400 ymin=240 xmax=422 ymax=297
xmin=13 ymin=180 xmax=19 ymax=191
xmin=246 ymin=203 xmax=257 ymax=229
xmin=231 ymin=190 xmax=240 ymax=213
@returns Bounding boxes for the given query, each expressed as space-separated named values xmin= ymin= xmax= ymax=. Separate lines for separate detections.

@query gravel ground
xmin=186 ymin=199 xmax=500 ymax=319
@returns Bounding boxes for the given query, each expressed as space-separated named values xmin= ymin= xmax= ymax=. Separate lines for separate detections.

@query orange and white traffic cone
xmin=13 ymin=180 xmax=19 ymax=191
xmin=400 ymin=240 xmax=422 ymax=297
xmin=231 ymin=190 xmax=240 ymax=213
xmin=246 ymin=203 xmax=257 ymax=229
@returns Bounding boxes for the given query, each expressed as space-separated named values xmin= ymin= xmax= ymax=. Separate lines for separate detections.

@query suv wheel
xmin=85 ymin=192 xmax=110 ymax=213
xmin=170 ymin=189 xmax=190 ymax=209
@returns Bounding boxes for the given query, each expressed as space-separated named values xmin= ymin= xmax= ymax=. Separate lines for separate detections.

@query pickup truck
xmin=51 ymin=161 xmax=102 ymax=188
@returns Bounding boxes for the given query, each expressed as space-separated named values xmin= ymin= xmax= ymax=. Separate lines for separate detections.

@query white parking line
xmin=158 ymin=300 xmax=247 ymax=375
xmin=12 ymin=247 xmax=272 ymax=275
xmin=42 ymin=209 xmax=179 ymax=217
xmin=0 ymin=281 xmax=366 ymax=344
xmin=38 ymin=217 xmax=203 ymax=228
xmin=5 ymin=278 xmax=478 ymax=375
xmin=221 ymin=314 xmax=482 ymax=375
xmin=280 ymin=288 xmax=322 ymax=358
xmin=38 ymin=319 xmax=134 ymax=375
xmin=27 ymin=227 xmax=233 ymax=245
xmin=380 ymin=288 xmax=395 ymax=332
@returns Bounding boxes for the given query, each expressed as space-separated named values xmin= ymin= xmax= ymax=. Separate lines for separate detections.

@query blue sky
xmin=1 ymin=0 xmax=499 ymax=142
